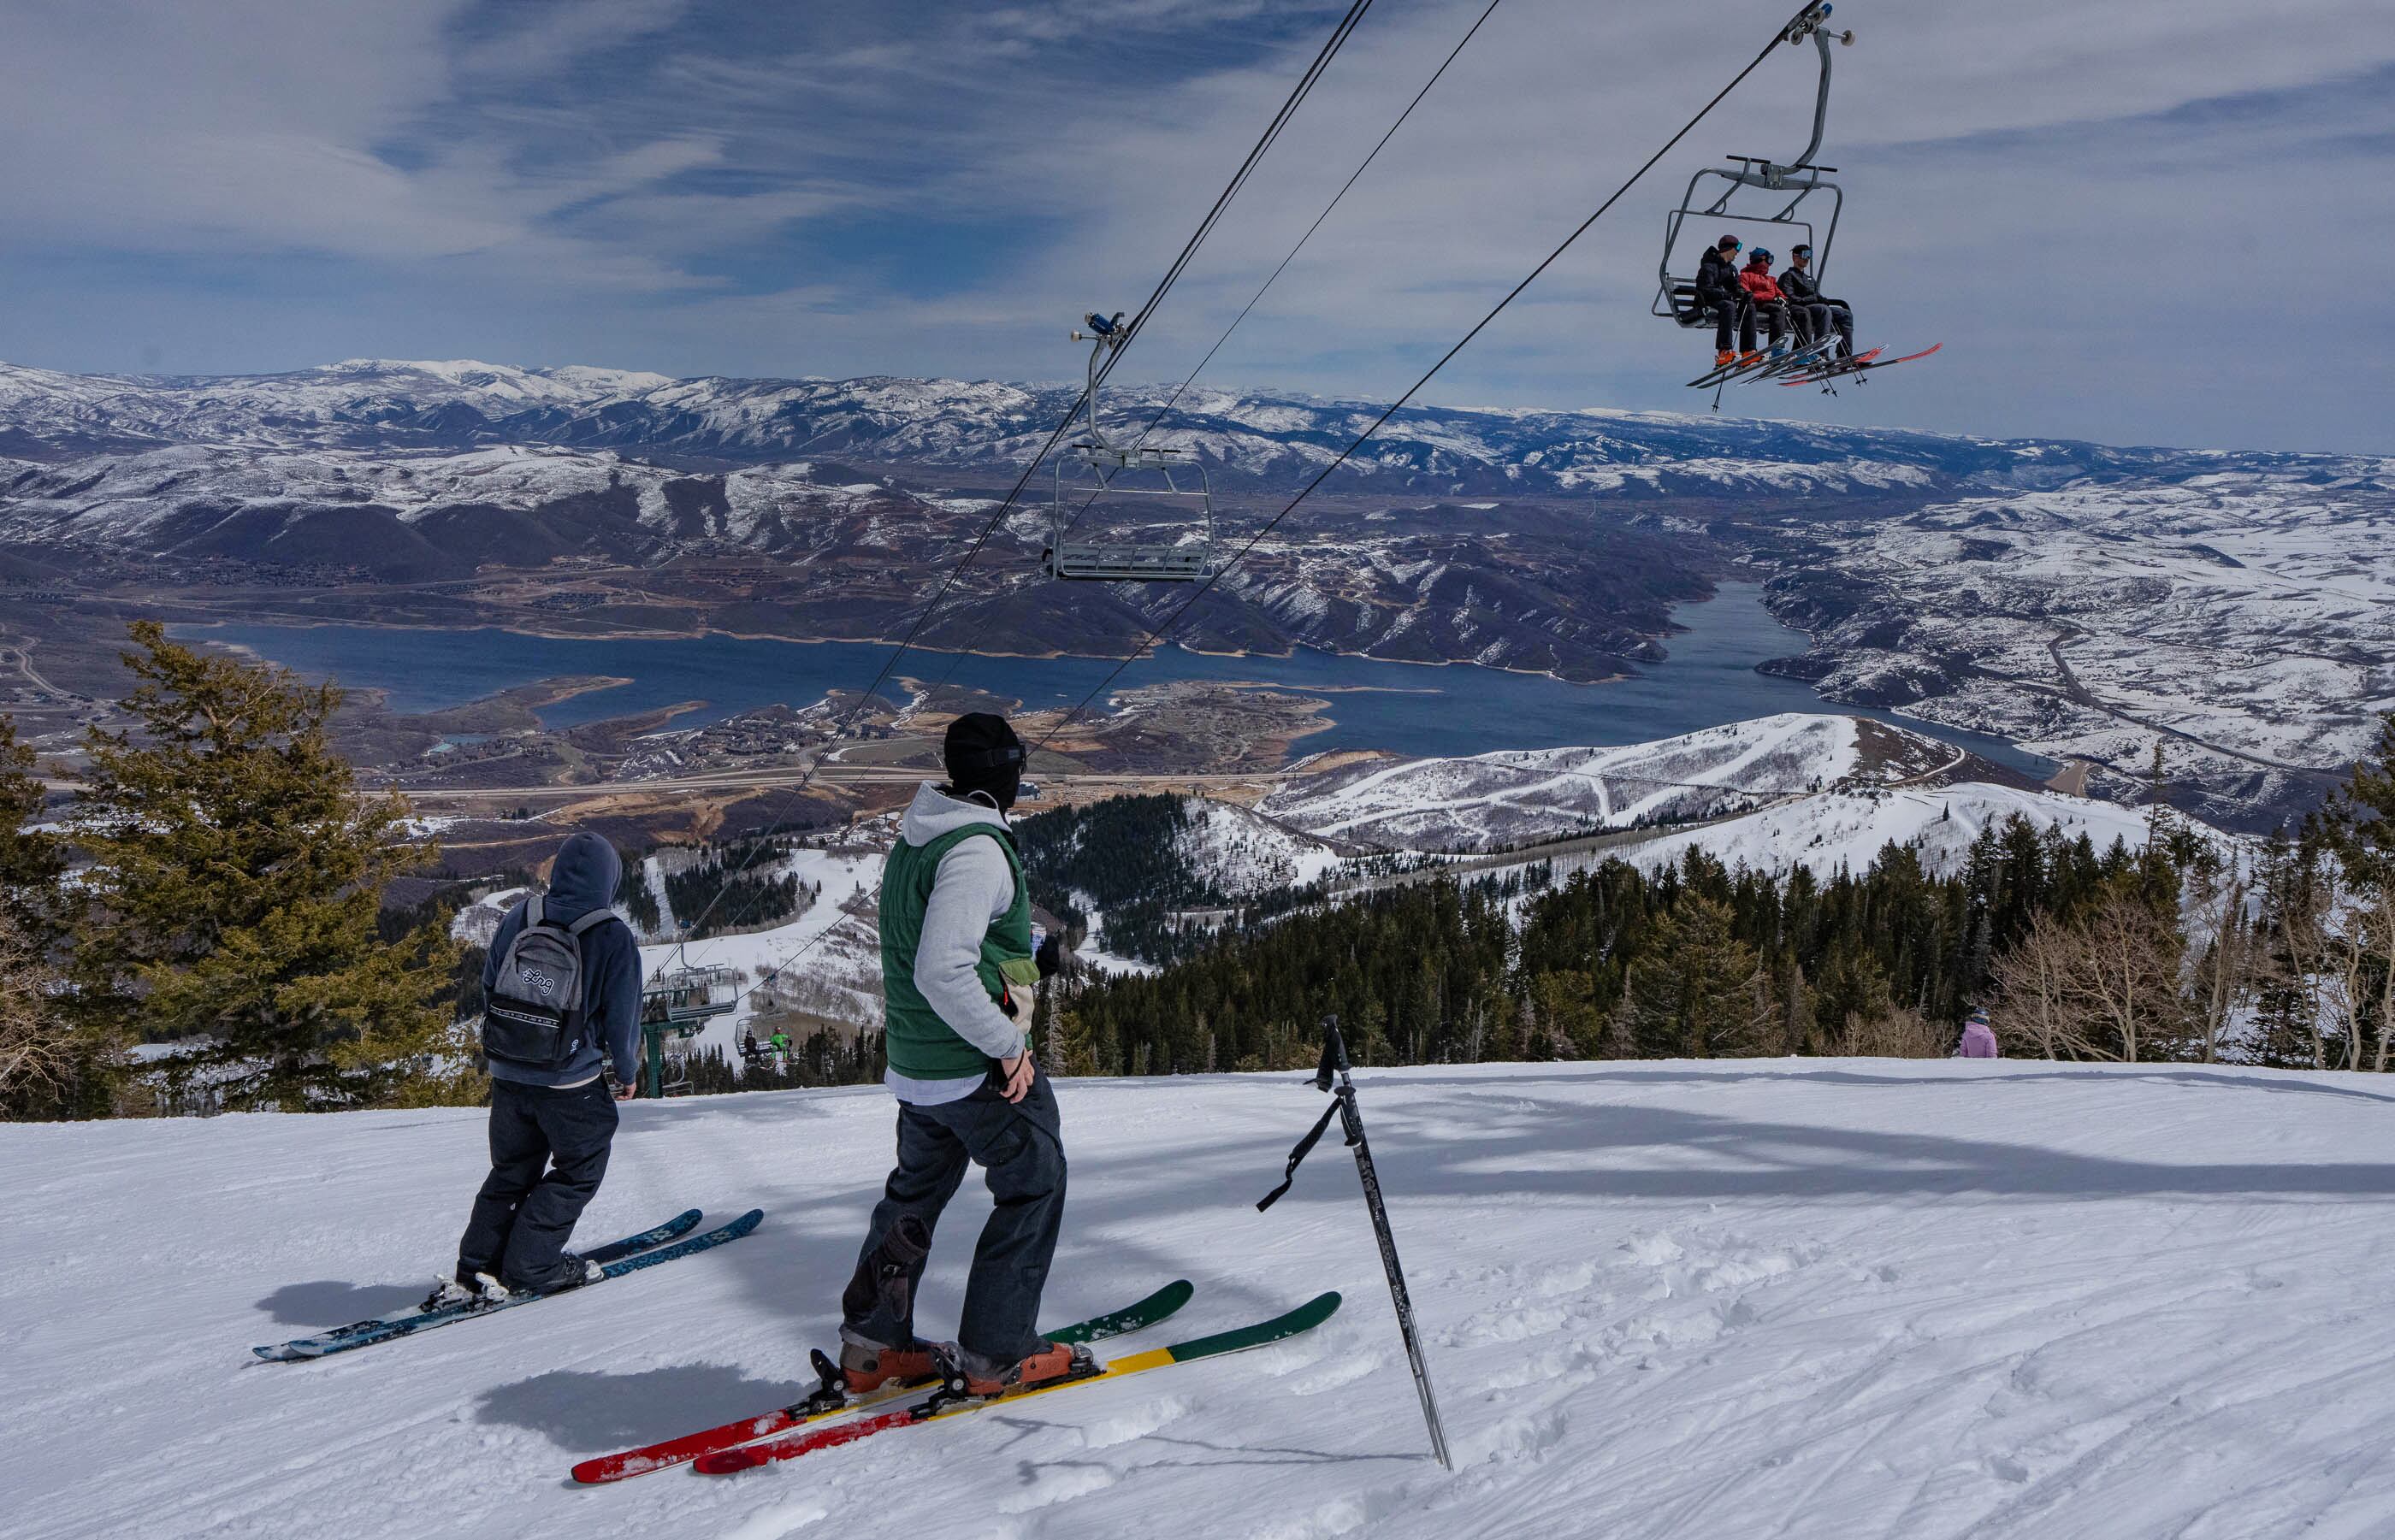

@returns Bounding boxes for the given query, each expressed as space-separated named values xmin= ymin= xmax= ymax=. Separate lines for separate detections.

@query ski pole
xmin=1257 ymin=1015 xmax=1453 ymax=1470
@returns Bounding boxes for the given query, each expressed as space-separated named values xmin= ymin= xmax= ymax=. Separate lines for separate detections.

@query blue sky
xmin=1 ymin=0 xmax=2390 ymax=452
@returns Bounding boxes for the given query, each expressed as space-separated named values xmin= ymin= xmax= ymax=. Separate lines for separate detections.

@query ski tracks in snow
xmin=11 ymin=1063 xmax=2395 ymax=1538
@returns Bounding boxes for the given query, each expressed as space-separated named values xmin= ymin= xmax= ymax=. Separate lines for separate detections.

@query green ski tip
xmin=1166 ymin=1291 xmax=1342 ymax=1363
xmin=1053 ymin=1279 xmax=1194 ymax=1345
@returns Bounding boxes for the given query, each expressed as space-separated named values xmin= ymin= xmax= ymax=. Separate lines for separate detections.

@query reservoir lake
xmin=174 ymin=584 xmax=2048 ymax=775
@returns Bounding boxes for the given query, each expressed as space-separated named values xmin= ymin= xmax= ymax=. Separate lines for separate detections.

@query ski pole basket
xmin=1256 ymin=1014 xmax=1452 ymax=1470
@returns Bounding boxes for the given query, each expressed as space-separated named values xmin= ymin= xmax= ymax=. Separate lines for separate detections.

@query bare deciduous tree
xmin=0 ymin=910 xmax=79 ymax=1116
xmin=2187 ymin=874 xmax=2254 ymax=1065
xmin=1989 ymin=894 xmax=2192 ymax=1061
xmin=1833 ymin=1004 xmax=1948 ymax=1059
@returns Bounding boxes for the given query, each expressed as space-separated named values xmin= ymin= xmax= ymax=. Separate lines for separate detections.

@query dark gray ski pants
xmin=843 ymin=1072 xmax=1066 ymax=1362
xmin=1799 ymin=299 xmax=1855 ymax=355
xmin=457 ymin=1077 xmax=618 ymax=1285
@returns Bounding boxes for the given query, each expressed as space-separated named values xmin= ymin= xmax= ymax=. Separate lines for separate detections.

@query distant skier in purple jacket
xmin=1958 ymin=1009 xmax=1999 ymax=1058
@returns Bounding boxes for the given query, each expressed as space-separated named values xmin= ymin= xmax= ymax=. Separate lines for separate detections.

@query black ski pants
xmin=843 ymin=1072 xmax=1066 ymax=1363
xmin=457 ymin=1077 xmax=618 ymax=1285
xmin=1706 ymin=295 xmax=1756 ymax=353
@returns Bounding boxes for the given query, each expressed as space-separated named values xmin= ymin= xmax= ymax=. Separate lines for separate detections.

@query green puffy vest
xmin=880 ymin=822 xmax=1038 ymax=1081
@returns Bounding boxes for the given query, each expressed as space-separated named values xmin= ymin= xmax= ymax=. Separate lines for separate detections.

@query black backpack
xmin=481 ymin=895 xmax=618 ymax=1069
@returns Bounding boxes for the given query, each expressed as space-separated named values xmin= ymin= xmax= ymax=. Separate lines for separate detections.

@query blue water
xmin=172 ymin=584 xmax=2049 ymax=775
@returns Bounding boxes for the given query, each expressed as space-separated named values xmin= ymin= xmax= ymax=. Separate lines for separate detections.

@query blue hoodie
xmin=482 ymin=832 xmax=643 ymax=1089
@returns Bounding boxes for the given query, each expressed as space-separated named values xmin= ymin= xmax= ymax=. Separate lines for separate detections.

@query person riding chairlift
xmin=1777 ymin=242 xmax=1854 ymax=360
xmin=1694 ymin=234 xmax=1759 ymax=370
xmin=1737 ymin=248 xmax=1796 ymax=362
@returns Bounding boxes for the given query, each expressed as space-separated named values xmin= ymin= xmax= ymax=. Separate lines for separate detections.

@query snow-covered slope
xmin=1766 ymin=469 xmax=2395 ymax=828
xmin=1623 ymin=781 xmax=2162 ymax=880
xmin=1265 ymin=713 xmax=1957 ymax=853
xmin=1167 ymin=796 xmax=1347 ymax=895
xmin=10 ymin=1060 xmax=2395 ymax=1538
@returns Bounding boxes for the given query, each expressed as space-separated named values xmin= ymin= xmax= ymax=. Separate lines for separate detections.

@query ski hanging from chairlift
xmin=1042 ymin=310 xmax=1218 ymax=583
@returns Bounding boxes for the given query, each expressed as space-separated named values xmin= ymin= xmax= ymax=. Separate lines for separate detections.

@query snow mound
xmin=10 ymin=1059 xmax=2395 ymax=1537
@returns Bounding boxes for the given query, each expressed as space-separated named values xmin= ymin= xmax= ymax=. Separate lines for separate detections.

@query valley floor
xmin=9 ymin=1061 xmax=2395 ymax=1539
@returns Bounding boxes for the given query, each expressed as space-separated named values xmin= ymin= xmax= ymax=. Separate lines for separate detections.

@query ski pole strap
xmin=1257 ymin=1096 xmax=1344 ymax=1212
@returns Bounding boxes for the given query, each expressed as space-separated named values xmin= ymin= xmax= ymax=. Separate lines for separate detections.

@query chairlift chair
xmin=1655 ymin=5 xmax=1853 ymax=329
xmin=640 ymin=962 xmax=740 ymax=1037
xmin=1043 ymin=311 xmax=1218 ymax=582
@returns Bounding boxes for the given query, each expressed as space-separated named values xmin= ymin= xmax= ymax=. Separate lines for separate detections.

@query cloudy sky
xmin=2 ymin=0 xmax=2390 ymax=451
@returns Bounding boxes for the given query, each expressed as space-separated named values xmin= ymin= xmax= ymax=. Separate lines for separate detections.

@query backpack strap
xmin=524 ymin=894 xmax=545 ymax=929
xmin=565 ymin=907 xmax=617 ymax=935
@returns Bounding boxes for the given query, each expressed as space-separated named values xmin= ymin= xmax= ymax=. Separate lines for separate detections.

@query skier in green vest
xmin=833 ymin=712 xmax=1080 ymax=1400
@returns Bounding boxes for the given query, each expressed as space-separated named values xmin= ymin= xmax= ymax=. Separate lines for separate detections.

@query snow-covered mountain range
xmin=0 ymin=356 xmax=2371 ymax=495
xmin=3 ymin=357 xmax=2387 ymax=828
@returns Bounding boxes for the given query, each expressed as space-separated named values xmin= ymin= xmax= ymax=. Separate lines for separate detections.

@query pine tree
xmin=1609 ymin=894 xmax=1777 ymax=1058
xmin=74 ymin=622 xmax=472 ymax=1111
xmin=0 ymin=714 xmax=68 ymax=946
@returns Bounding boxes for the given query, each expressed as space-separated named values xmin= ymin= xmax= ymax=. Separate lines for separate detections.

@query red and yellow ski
xmin=571 ymin=1279 xmax=1193 ymax=1484
xmin=692 ymin=1292 xmax=1343 ymax=1475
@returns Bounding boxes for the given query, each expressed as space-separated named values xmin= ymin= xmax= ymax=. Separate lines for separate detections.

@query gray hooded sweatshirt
xmin=482 ymin=832 xmax=643 ymax=1089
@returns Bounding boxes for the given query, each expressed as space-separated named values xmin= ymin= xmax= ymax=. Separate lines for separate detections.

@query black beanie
xmin=943 ymin=712 xmax=1026 ymax=805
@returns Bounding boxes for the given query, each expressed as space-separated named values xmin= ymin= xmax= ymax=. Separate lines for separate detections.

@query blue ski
xmin=253 ymin=1208 xmax=754 ymax=1360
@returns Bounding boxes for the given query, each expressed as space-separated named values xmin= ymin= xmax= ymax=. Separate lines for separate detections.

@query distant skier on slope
xmin=429 ymin=832 xmax=642 ymax=1309
xmin=1778 ymin=243 xmax=1855 ymax=360
xmin=833 ymin=712 xmax=1079 ymax=1400
xmin=1958 ymin=1009 xmax=2000 ymax=1059
xmin=1695 ymin=234 xmax=1759 ymax=369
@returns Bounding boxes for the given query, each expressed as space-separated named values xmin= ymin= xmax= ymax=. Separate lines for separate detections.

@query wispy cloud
xmin=0 ymin=0 xmax=2386 ymax=450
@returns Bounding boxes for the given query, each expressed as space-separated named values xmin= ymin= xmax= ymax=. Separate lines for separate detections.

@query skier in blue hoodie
xmin=429 ymin=831 xmax=643 ymax=1306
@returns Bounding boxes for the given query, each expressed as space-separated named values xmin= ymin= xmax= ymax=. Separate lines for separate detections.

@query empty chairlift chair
xmin=1042 ymin=310 xmax=1218 ymax=583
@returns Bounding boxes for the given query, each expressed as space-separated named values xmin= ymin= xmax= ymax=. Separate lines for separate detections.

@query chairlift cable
xmin=1056 ymin=0 xmax=1507 ymax=552
xmin=1029 ymin=2 xmax=1836 ymax=773
xmin=642 ymin=0 xmax=1383 ymax=982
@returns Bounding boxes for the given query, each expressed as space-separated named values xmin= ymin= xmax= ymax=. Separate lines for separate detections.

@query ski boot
xmin=494 ymin=1252 xmax=602 ymax=1298
xmin=940 ymin=1338 xmax=1097 ymax=1400
xmin=1736 ymin=351 xmax=1766 ymax=369
xmin=1713 ymin=349 xmax=1736 ymax=370
xmin=836 ymin=1335 xmax=940 ymax=1395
